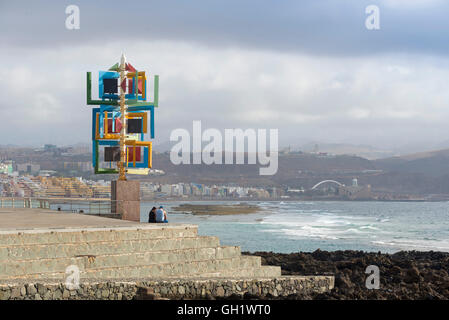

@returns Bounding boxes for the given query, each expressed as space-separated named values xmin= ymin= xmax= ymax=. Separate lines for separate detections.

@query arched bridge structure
xmin=311 ymin=180 xmax=344 ymax=190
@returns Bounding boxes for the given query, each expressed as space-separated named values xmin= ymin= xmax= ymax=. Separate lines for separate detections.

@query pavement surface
xmin=0 ymin=208 xmax=193 ymax=232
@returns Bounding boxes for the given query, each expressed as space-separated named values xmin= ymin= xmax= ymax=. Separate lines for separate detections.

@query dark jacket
xmin=148 ymin=211 xmax=156 ymax=223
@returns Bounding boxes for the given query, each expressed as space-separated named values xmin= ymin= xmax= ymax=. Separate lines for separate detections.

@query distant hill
xmin=374 ymin=148 xmax=449 ymax=177
xmin=147 ymin=152 xmax=375 ymax=188
xmin=147 ymin=150 xmax=449 ymax=194
xmin=154 ymin=141 xmax=397 ymax=160
xmin=298 ymin=142 xmax=396 ymax=160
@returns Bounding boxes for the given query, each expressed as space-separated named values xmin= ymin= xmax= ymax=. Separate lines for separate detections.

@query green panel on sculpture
xmin=109 ymin=63 xmax=119 ymax=71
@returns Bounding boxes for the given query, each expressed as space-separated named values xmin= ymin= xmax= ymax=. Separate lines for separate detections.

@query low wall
xmin=0 ymin=276 xmax=334 ymax=300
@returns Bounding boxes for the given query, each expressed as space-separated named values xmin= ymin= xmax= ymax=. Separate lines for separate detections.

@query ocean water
xmin=141 ymin=201 xmax=449 ymax=253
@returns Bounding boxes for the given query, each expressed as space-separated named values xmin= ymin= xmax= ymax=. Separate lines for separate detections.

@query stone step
xmin=239 ymin=256 xmax=261 ymax=268
xmin=219 ymin=266 xmax=282 ymax=278
xmin=0 ymin=236 xmax=222 ymax=261
xmin=83 ymin=257 xmax=263 ymax=280
xmin=0 ymin=246 xmax=244 ymax=278
xmin=0 ymin=256 xmax=263 ymax=281
xmin=0 ymin=225 xmax=198 ymax=246
xmin=132 ymin=266 xmax=282 ymax=279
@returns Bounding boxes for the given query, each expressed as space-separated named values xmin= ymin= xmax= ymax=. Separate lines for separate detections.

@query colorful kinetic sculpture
xmin=86 ymin=54 xmax=159 ymax=180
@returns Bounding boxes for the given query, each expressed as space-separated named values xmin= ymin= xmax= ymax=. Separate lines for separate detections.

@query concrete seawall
xmin=0 ymin=276 xmax=334 ymax=300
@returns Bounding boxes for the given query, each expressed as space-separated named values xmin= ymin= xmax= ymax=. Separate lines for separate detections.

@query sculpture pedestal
xmin=111 ymin=180 xmax=140 ymax=222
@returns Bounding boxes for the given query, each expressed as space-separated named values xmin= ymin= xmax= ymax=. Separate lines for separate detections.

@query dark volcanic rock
xmin=243 ymin=250 xmax=449 ymax=300
xmin=404 ymin=267 xmax=420 ymax=283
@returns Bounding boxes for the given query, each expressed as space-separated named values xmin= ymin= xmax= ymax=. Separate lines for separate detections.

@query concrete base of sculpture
xmin=111 ymin=180 xmax=140 ymax=222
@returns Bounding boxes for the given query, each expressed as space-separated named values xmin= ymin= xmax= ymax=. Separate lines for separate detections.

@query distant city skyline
xmin=1 ymin=1 xmax=449 ymax=154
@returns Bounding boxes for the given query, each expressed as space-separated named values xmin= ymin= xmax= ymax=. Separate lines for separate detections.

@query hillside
xmin=373 ymin=149 xmax=449 ymax=177
xmin=146 ymin=150 xmax=449 ymax=195
xmin=147 ymin=152 xmax=375 ymax=188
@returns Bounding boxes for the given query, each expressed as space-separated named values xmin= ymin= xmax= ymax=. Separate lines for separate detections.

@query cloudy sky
xmin=1 ymin=0 xmax=449 ymax=154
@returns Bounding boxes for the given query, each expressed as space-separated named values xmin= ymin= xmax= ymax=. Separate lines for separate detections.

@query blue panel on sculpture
xmin=99 ymin=140 xmax=119 ymax=146
xmin=99 ymin=71 xmax=119 ymax=80
xmin=99 ymin=71 xmax=119 ymax=99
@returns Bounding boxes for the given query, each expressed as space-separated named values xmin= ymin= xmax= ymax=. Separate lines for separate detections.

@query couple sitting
xmin=149 ymin=206 xmax=168 ymax=223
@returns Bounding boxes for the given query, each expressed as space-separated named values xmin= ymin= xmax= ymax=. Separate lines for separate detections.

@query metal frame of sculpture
xmin=86 ymin=54 xmax=159 ymax=180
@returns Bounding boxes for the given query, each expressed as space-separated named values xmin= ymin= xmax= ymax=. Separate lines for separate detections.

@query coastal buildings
xmin=0 ymin=161 xmax=14 ymax=175
xmin=0 ymin=173 xmax=111 ymax=198
xmin=141 ymin=182 xmax=277 ymax=199
xmin=0 ymin=158 xmax=414 ymax=201
xmin=337 ymin=178 xmax=372 ymax=200
xmin=1 ymin=172 xmax=279 ymax=200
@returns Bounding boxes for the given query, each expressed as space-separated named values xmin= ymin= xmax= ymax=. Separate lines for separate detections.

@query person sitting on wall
xmin=148 ymin=207 xmax=157 ymax=223
xmin=156 ymin=206 xmax=168 ymax=223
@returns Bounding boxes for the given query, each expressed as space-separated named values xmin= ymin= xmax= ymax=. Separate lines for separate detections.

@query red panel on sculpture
xmin=127 ymin=146 xmax=141 ymax=162
xmin=125 ymin=63 xmax=136 ymax=72
xmin=138 ymin=79 xmax=143 ymax=94
xmin=127 ymin=78 xmax=142 ymax=94
xmin=107 ymin=119 xmax=115 ymax=133
xmin=115 ymin=118 xmax=122 ymax=133
xmin=107 ymin=118 xmax=122 ymax=133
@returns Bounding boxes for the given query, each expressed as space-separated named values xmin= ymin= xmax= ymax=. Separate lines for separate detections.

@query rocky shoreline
xmin=172 ymin=203 xmax=261 ymax=215
xmin=243 ymin=250 xmax=449 ymax=299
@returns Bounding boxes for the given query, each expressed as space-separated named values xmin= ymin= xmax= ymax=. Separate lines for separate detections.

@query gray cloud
xmin=1 ymin=0 xmax=449 ymax=56
xmin=1 ymin=1 xmax=449 ymax=155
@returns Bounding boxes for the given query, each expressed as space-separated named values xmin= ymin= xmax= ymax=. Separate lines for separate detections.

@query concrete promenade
xmin=0 ymin=208 xmax=141 ymax=230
